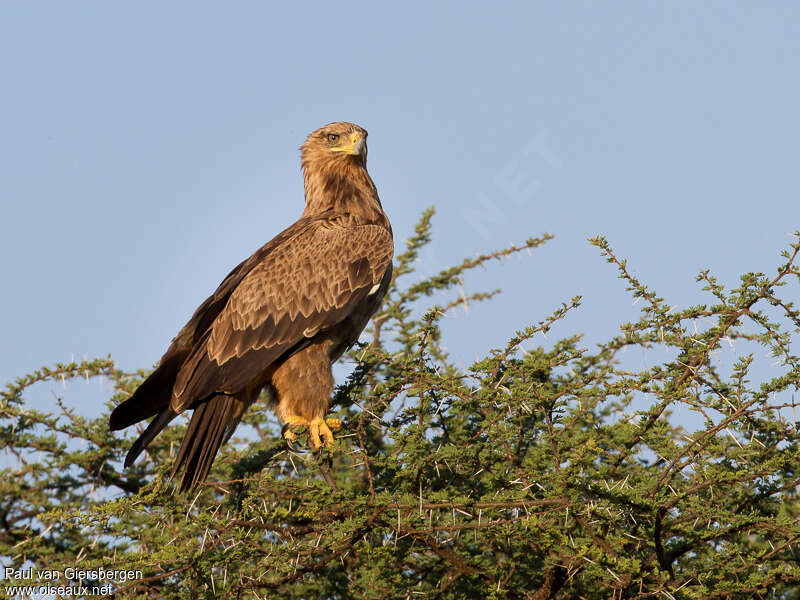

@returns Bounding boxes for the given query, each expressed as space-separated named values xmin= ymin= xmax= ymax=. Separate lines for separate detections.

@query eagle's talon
xmin=308 ymin=417 xmax=339 ymax=451
xmin=281 ymin=423 xmax=303 ymax=452
xmin=281 ymin=416 xmax=339 ymax=452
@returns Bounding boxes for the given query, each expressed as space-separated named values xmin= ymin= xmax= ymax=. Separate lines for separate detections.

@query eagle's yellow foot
xmin=281 ymin=416 xmax=342 ymax=451
xmin=308 ymin=417 xmax=341 ymax=450
xmin=281 ymin=415 xmax=309 ymax=450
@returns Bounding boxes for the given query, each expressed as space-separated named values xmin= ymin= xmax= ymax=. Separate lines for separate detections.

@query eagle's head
xmin=300 ymin=122 xmax=369 ymax=171
xmin=300 ymin=121 xmax=382 ymax=218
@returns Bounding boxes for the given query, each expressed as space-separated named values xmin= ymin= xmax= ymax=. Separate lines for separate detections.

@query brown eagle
xmin=109 ymin=122 xmax=394 ymax=491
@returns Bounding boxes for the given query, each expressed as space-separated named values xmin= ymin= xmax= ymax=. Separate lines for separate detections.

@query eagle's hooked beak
xmin=331 ymin=132 xmax=365 ymax=156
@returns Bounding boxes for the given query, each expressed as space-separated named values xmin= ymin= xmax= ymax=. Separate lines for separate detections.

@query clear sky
xmin=2 ymin=3 xmax=798 ymax=421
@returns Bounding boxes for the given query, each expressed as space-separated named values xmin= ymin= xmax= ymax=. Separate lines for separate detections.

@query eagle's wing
xmin=170 ymin=220 xmax=393 ymax=411
xmin=107 ymin=218 xmax=317 ymax=431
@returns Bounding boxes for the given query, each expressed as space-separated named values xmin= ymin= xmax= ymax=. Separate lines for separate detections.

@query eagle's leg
xmin=271 ymin=342 xmax=340 ymax=451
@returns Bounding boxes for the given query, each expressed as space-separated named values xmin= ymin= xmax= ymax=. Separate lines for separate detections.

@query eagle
xmin=109 ymin=122 xmax=394 ymax=491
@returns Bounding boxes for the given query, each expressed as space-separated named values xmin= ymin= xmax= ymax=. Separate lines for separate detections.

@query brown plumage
xmin=109 ymin=122 xmax=393 ymax=491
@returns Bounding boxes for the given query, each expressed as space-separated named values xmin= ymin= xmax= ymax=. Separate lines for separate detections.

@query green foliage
xmin=2 ymin=211 xmax=800 ymax=599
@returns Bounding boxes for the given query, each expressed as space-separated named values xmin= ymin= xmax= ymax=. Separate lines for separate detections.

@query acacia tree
xmin=2 ymin=209 xmax=800 ymax=599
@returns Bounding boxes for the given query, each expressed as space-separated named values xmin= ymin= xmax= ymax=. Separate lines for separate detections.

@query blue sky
xmin=2 ymin=3 xmax=798 ymax=421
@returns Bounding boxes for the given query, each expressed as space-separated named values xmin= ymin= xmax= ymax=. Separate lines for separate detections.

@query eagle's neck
xmin=301 ymin=158 xmax=389 ymax=229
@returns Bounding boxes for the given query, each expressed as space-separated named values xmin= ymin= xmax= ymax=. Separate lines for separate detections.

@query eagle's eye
xmin=327 ymin=133 xmax=339 ymax=144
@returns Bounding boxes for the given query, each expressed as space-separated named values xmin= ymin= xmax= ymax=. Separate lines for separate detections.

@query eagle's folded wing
xmin=171 ymin=222 xmax=393 ymax=411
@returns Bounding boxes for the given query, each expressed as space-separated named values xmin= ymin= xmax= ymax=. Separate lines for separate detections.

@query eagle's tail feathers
xmin=123 ymin=408 xmax=178 ymax=468
xmin=109 ymin=353 xmax=183 ymax=431
xmin=170 ymin=394 xmax=236 ymax=492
